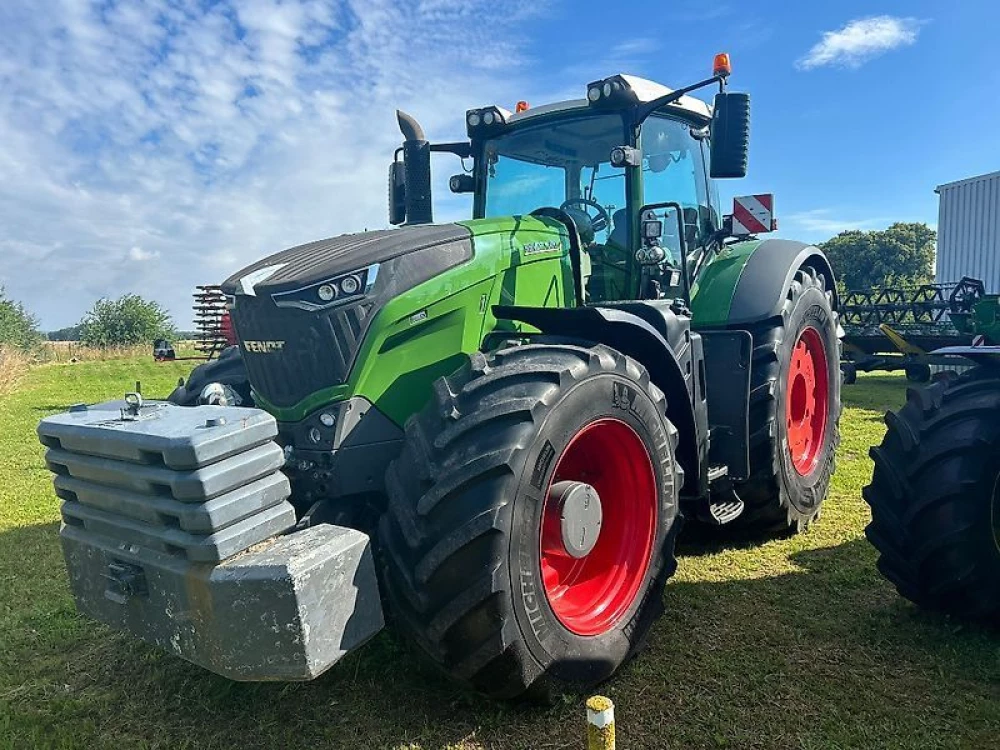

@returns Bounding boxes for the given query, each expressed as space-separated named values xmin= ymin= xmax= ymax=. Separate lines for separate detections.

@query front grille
xmin=233 ymin=295 xmax=374 ymax=408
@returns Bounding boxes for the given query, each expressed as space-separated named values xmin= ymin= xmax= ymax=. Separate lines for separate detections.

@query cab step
xmin=691 ymin=466 xmax=746 ymax=525
xmin=705 ymin=496 xmax=745 ymax=525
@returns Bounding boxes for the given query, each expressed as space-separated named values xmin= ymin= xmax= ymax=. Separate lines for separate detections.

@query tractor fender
xmin=729 ymin=239 xmax=838 ymax=325
xmin=493 ymin=304 xmax=704 ymax=495
xmin=695 ymin=239 xmax=838 ymax=328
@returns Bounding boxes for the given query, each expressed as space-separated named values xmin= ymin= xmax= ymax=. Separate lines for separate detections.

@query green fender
xmin=690 ymin=239 xmax=838 ymax=329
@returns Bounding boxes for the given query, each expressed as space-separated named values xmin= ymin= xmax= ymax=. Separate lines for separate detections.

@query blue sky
xmin=1 ymin=0 xmax=998 ymax=329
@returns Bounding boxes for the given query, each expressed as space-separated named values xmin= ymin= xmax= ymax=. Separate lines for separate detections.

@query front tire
xmin=378 ymin=341 xmax=683 ymax=699
xmin=734 ymin=266 xmax=842 ymax=534
xmin=864 ymin=368 xmax=1000 ymax=621
xmin=167 ymin=346 xmax=251 ymax=406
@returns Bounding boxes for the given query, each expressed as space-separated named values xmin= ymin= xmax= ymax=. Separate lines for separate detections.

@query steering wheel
xmin=559 ymin=198 xmax=611 ymax=233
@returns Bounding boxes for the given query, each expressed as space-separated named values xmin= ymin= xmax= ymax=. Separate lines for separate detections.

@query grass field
xmin=1 ymin=359 xmax=997 ymax=749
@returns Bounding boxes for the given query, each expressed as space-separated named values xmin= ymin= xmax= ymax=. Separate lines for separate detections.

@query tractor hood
xmin=221 ymin=223 xmax=471 ymax=297
xmin=222 ymin=223 xmax=474 ymax=411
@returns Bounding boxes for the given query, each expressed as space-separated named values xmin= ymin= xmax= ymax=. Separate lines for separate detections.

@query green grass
xmin=1 ymin=362 xmax=997 ymax=749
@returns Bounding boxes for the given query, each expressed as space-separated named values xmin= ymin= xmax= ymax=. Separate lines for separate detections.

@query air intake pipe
xmin=396 ymin=110 xmax=433 ymax=225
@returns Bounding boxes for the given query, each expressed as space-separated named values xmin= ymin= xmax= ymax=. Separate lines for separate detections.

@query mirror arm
xmin=429 ymin=141 xmax=473 ymax=159
xmin=632 ymin=73 xmax=727 ymax=124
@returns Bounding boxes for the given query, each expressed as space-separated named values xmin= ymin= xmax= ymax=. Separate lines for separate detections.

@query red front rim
xmin=539 ymin=418 xmax=658 ymax=637
xmin=786 ymin=327 xmax=830 ymax=476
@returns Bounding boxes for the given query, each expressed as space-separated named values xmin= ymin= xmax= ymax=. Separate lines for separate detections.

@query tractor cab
xmin=390 ymin=57 xmax=751 ymax=309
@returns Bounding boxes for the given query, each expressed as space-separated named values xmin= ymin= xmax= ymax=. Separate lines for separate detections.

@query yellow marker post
xmin=586 ymin=695 xmax=615 ymax=750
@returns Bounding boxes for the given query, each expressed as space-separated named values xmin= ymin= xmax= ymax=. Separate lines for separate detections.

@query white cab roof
xmin=507 ymin=74 xmax=713 ymax=125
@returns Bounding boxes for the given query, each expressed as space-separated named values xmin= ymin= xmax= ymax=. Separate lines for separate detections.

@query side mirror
xmin=449 ymin=174 xmax=475 ymax=194
xmin=710 ymin=92 xmax=750 ymax=179
xmin=388 ymin=161 xmax=406 ymax=225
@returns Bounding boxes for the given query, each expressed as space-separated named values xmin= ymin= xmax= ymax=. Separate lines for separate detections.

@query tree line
xmin=817 ymin=222 xmax=936 ymax=291
xmin=0 ymin=291 xmax=175 ymax=350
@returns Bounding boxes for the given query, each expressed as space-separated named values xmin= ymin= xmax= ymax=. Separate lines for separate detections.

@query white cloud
xmin=0 ymin=0 xmax=547 ymax=328
xmin=129 ymin=246 xmax=160 ymax=261
xmin=797 ymin=16 xmax=923 ymax=70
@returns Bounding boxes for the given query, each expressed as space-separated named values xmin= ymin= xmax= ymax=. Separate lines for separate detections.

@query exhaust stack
xmin=396 ymin=110 xmax=433 ymax=225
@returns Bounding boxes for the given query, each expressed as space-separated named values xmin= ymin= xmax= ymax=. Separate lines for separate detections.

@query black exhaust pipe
xmin=396 ymin=110 xmax=433 ymax=225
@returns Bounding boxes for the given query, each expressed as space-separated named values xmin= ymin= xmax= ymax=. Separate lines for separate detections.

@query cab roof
xmin=507 ymin=74 xmax=713 ymax=125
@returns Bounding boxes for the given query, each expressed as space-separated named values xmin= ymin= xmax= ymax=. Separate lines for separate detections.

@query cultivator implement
xmin=153 ymin=285 xmax=238 ymax=364
xmin=193 ymin=285 xmax=237 ymax=358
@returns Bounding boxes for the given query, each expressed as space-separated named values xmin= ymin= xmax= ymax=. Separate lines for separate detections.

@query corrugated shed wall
xmin=936 ymin=170 xmax=1000 ymax=291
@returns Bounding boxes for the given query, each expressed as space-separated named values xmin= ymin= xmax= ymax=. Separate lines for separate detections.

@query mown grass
xmin=1 ymin=361 xmax=997 ymax=749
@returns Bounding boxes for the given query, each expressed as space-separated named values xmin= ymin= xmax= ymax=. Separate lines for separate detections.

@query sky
xmin=1 ymin=0 xmax=999 ymax=330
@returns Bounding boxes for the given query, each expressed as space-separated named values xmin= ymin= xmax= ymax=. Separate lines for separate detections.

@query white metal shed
xmin=935 ymin=170 xmax=1000 ymax=291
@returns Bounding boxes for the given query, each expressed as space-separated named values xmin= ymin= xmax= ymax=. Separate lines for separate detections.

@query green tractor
xmin=865 ymin=296 xmax=1000 ymax=621
xmin=40 ymin=58 xmax=843 ymax=699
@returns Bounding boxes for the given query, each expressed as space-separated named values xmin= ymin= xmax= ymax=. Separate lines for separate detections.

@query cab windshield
xmin=482 ymin=113 xmax=628 ymax=248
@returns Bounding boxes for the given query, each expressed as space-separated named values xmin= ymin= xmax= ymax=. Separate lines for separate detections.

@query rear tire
xmin=864 ymin=367 xmax=1000 ymax=621
xmin=732 ymin=266 xmax=842 ymax=534
xmin=378 ymin=340 xmax=683 ymax=699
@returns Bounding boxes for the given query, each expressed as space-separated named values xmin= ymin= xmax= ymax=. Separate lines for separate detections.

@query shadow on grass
xmin=33 ymin=404 xmax=81 ymax=413
xmin=2 ymin=523 xmax=997 ymax=750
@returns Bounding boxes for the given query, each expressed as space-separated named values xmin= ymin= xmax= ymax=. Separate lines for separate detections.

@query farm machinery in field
xmin=153 ymin=285 xmax=239 ymax=363
xmin=840 ymin=277 xmax=990 ymax=384
xmin=865 ymin=295 xmax=1000 ymax=620
xmin=39 ymin=57 xmax=844 ymax=699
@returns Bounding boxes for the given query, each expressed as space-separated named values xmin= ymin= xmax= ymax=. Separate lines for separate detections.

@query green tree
xmin=819 ymin=222 xmax=936 ymax=290
xmin=0 ymin=288 xmax=42 ymax=350
xmin=80 ymin=294 xmax=176 ymax=347
xmin=47 ymin=324 xmax=83 ymax=341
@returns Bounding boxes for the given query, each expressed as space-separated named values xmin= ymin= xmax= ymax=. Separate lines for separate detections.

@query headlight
xmin=465 ymin=106 xmax=511 ymax=139
xmin=586 ymin=75 xmax=640 ymax=108
xmin=271 ymin=263 xmax=379 ymax=312
xmin=339 ymin=274 xmax=361 ymax=295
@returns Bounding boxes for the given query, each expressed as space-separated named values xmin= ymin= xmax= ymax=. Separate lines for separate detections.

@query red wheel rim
xmin=539 ymin=418 xmax=658 ymax=637
xmin=786 ymin=327 xmax=830 ymax=476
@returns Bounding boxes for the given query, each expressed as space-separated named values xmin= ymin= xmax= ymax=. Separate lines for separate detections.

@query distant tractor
xmin=865 ymin=297 xmax=1000 ymax=621
xmin=40 ymin=56 xmax=843 ymax=699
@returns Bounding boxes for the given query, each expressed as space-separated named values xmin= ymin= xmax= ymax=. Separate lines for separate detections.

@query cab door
xmin=637 ymin=115 xmax=718 ymax=272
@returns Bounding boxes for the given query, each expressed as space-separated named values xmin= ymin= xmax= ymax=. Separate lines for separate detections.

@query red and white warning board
xmin=732 ymin=194 xmax=774 ymax=235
